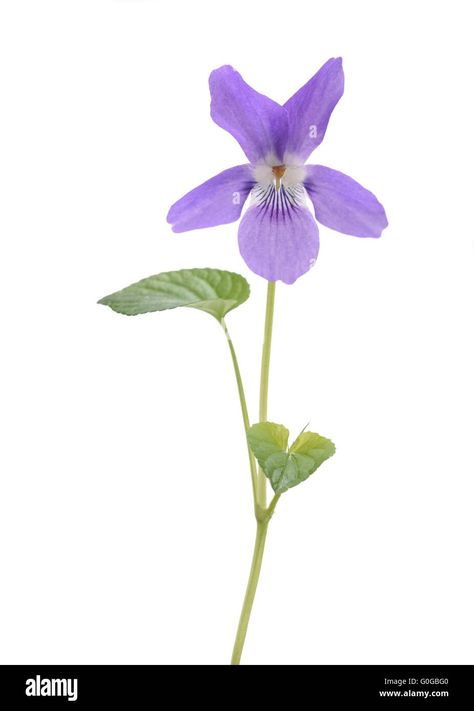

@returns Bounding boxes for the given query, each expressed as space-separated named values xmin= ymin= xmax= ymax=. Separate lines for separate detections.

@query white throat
xmin=252 ymin=153 xmax=306 ymax=190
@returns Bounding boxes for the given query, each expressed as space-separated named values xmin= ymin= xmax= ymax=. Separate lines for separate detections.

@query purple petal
xmin=305 ymin=165 xmax=388 ymax=237
xmin=167 ymin=165 xmax=254 ymax=233
xmin=284 ymin=58 xmax=344 ymax=162
xmin=238 ymin=199 xmax=319 ymax=284
xmin=209 ymin=66 xmax=288 ymax=163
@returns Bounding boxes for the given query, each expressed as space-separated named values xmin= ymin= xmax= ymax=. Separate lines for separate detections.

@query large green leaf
xmin=248 ymin=422 xmax=335 ymax=494
xmin=98 ymin=268 xmax=250 ymax=321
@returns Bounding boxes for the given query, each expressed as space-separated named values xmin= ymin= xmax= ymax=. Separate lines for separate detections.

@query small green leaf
xmin=247 ymin=422 xmax=335 ymax=494
xmin=247 ymin=422 xmax=289 ymax=460
xmin=98 ymin=268 xmax=250 ymax=321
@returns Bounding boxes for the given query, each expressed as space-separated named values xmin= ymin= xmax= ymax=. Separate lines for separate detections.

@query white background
xmin=1 ymin=0 xmax=473 ymax=665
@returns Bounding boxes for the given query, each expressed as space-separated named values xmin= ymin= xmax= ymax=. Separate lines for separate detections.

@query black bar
xmin=0 ymin=665 xmax=472 ymax=707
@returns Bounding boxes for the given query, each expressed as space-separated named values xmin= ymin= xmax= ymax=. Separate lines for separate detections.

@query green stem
xmin=230 ymin=521 xmax=268 ymax=665
xmin=266 ymin=493 xmax=281 ymax=520
xmin=221 ymin=319 xmax=257 ymax=503
xmin=230 ymin=282 xmax=279 ymax=665
xmin=257 ymin=281 xmax=276 ymax=508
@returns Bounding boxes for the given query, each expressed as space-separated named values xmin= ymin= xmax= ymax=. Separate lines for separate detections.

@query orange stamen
xmin=272 ymin=165 xmax=286 ymax=190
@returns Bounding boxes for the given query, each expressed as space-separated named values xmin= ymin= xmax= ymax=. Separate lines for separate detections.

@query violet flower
xmin=100 ymin=58 xmax=389 ymax=665
xmin=167 ymin=58 xmax=388 ymax=285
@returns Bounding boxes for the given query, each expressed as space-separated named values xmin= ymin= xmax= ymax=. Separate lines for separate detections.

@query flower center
xmin=252 ymin=157 xmax=306 ymax=191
